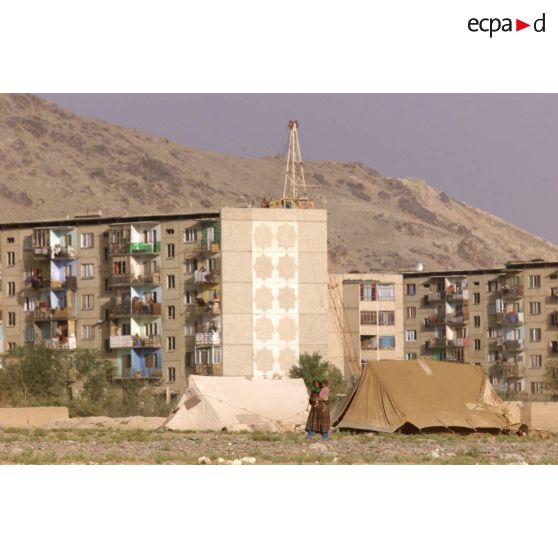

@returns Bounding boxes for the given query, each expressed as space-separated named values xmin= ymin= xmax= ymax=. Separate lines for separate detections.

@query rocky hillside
xmin=1 ymin=93 xmax=557 ymax=272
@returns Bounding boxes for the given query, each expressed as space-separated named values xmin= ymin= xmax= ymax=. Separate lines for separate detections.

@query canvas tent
xmin=165 ymin=375 xmax=309 ymax=432
xmin=333 ymin=360 xmax=521 ymax=433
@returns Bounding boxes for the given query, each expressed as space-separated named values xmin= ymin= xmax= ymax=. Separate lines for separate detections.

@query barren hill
xmin=1 ymin=93 xmax=557 ymax=272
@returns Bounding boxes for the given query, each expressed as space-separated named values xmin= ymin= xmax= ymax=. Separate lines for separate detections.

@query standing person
xmin=305 ymin=379 xmax=322 ymax=439
xmin=305 ymin=379 xmax=331 ymax=441
xmin=318 ymin=380 xmax=331 ymax=441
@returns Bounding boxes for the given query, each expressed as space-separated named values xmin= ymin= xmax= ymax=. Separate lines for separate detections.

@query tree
xmin=289 ymin=352 xmax=355 ymax=402
xmin=544 ymin=358 xmax=558 ymax=397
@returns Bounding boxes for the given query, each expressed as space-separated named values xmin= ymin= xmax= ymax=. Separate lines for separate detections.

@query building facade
xmin=328 ymin=273 xmax=404 ymax=375
xmin=0 ymin=208 xmax=329 ymax=394
xmin=403 ymin=261 xmax=558 ymax=395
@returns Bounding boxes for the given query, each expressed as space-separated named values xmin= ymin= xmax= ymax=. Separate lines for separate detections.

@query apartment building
xmin=0 ymin=207 xmax=329 ymax=394
xmin=403 ymin=261 xmax=558 ymax=395
xmin=328 ymin=273 xmax=404 ymax=375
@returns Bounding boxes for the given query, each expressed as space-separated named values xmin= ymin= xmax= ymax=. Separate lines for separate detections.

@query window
xmin=529 ymin=301 xmax=541 ymax=315
xmin=186 ymin=351 xmax=195 ymax=367
xmin=104 ymin=339 xmax=112 ymax=353
xmin=167 ymin=305 xmax=176 ymax=319
xmin=8 ymin=312 xmax=16 ymax=326
xmin=551 ymin=314 xmax=558 ymax=327
xmin=406 ymin=307 xmax=416 ymax=319
xmin=185 ymin=258 xmax=198 ymax=273
xmin=487 ymin=280 xmax=497 ymax=292
xmin=473 ymin=315 xmax=481 ymax=327
xmin=81 ymin=325 xmax=94 ymax=340
xmin=529 ymin=355 xmax=542 ymax=369
xmin=360 ymin=311 xmax=377 ymax=325
xmin=378 ymin=284 xmax=395 ymax=301
xmin=166 ymin=228 xmax=175 ymax=235
xmin=405 ymin=352 xmax=417 ymax=360
xmin=103 ymin=247 xmax=109 ymax=262
xmin=379 ymin=336 xmax=395 ymax=349
xmin=113 ymin=259 xmax=127 ymax=275
xmin=473 ymin=293 xmax=480 ymax=304
xmin=405 ymin=330 xmax=417 ymax=342
xmin=8 ymin=342 xmax=16 ymax=351
xmin=528 ymin=275 xmax=541 ymax=288
xmin=7 ymin=237 xmax=15 ymax=243
xmin=185 ymin=322 xmax=196 ymax=336
xmin=184 ymin=228 xmax=197 ymax=243
xmin=184 ymin=291 xmax=198 ymax=305
xmin=166 ymin=243 xmax=175 ymax=258
xmin=24 ymin=327 xmax=35 ymax=343
xmin=406 ymin=284 xmax=416 ymax=296
xmin=104 ymin=278 xmax=111 ymax=292
xmin=531 ymin=382 xmax=544 ymax=394
xmin=360 ymin=282 xmax=376 ymax=301
xmin=167 ymin=336 xmax=176 ymax=351
xmin=487 ymin=351 xmax=497 ymax=363
xmin=167 ymin=274 xmax=176 ymax=289
xmin=168 ymin=367 xmax=176 ymax=382
xmin=24 ymin=297 xmax=35 ymax=311
xmin=7 ymin=281 xmax=15 ymax=296
xmin=474 ymin=339 xmax=481 ymax=351
xmin=121 ymin=323 xmax=131 ymax=336
xmin=379 ymin=311 xmax=395 ymax=325
xmin=80 ymin=233 xmax=94 ymax=248
xmin=530 ymin=328 xmax=542 ymax=342
xmin=7 ymin=251 xmax=15 ymax=266
xmin=81 ymin=294 xmax=94 ymax=310
xmin=81 ymin=263 xmax=94 ymax=279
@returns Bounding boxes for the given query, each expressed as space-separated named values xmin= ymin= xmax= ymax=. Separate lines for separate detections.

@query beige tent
xmin=333 ymin=360 xmax=521 ymax=433
xmin=165 ymin=375 xmax=309 ymax=432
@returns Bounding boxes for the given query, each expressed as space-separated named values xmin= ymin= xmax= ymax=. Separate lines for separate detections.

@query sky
xmin=39 ymin=94 xmax=558 ymax=244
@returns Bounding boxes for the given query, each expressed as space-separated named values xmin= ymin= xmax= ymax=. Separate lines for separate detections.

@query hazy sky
xmin=40 ymin=94 xmax=558 ymax=244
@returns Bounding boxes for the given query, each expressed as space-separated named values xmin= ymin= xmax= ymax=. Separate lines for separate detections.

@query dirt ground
xmin=1 ymin=428 xmax=558 ymax=464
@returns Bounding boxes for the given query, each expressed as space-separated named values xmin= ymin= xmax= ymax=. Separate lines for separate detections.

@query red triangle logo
xmin=516 ymin=19 xmax=530 ymax=31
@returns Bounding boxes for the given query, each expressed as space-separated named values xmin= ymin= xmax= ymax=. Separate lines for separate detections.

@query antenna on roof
xmin=268 ymin=120 xmax=318 ymax=209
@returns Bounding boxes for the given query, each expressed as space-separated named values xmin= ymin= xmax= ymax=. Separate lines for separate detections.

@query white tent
xmin=164 ymin=376 xmax=310 ymax=432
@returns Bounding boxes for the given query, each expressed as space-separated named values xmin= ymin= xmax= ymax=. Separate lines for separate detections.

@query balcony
xmin=193 ymin=270 xmax=221 ymax=284
xmin=447 ymin=337 xmax=468 ymax=348
xmin=494 ymin=312 xmax=524 ymax=326
xmin=34 ymin=307 xmax=76 ymax=321
xmin=426 ymin=338 xmax=447 ymax=349
xmin=33 ymin=246 xmax=51 ymax=259
xmin=493 ymin=338 xmax=524 ymax=351
xmin=132 ymin=273 xmax=161 ymax=286
xmin=426 ymin=313 xmax=445 ymax=326
xmin=41 ymin=337 xmax=77 ymax=350
xmin=496 ymin=285 xmax=524 ymax=298
xmin=132 ymin=335 xmax=162 ymax=348
xmin=445 ymin=313 xmax=468 ymax=325
xmin=195 ymin=332 xmax=221 ymax=346
xmin=491 ymin=362 xmax=525 ymax=379
xmin=426 ymin=291 xmax=445 ymax=302
xmin=110 ymin=335 xmax=133 ymax=349
xmin=115 ymin=368 xmax=162 ymax=380
xmin=199 ymin=241 xmax=220 ymax=253
xmin=131 ymin=301 xmax=162 ymax=317
xmin=51 ymin=246 xmax=76 ymax=259
xmin=192 ymin=299 xmax=221 ymax=316
xmin=111 ymin=274 xmax=133 ymax=287
xmin=129 ymin=241 xmax=161 ymax=255
xmin=445 ymin=290 xmax=467 ymax=301
xmin=194 ymin=363 xmax=223 ymax=376
xmin=108 ymin=303 xmax=131 ymax=317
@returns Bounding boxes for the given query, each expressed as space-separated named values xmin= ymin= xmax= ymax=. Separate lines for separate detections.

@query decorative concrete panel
xmin=252 ymin=221 xmax=299 ymax=378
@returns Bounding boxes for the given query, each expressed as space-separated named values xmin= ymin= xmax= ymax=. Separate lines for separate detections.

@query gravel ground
xmin=1 ymin=429 xmax=557 ymax=464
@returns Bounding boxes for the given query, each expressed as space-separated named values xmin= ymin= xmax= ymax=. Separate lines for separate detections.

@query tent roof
xmin=334 ymin=360 xmax=519 ymax=433
xmin=165 ymin=376 xmax=309 ymax=432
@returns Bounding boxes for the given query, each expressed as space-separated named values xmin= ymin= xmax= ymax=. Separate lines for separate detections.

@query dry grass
xmin=1 ymin=429 xmax=557 ymax=465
